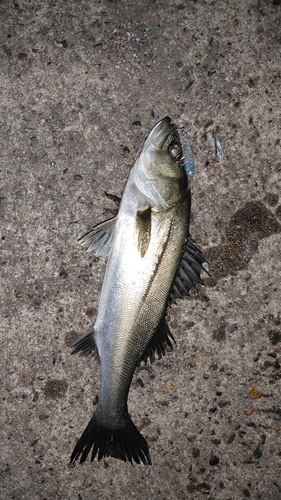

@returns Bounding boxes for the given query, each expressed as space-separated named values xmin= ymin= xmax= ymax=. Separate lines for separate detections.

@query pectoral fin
xmin=71 ymin=326 xmax=99 ymax=360
xmin=79 ymin=216 xmax=117 ymax=256
xmin=136 ymin=205 xmax=151 ymax=258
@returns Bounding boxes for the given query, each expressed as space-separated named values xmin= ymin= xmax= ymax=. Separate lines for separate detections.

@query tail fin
xmin=70 ymin=412 xmax=151 ymax=466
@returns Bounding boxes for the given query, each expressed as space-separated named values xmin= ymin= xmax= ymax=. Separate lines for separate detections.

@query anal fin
xmin=139 ymin=316 xmax=175 ymax=364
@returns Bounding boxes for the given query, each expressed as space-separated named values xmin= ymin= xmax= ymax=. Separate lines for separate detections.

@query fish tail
xmin=70 ymin=412 xmax=151 ymax=466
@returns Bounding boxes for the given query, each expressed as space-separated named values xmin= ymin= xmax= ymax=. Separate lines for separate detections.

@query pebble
xmin=267 ymin=352 xmax=277 ymax=358
xmin=185 ymin=80 xmax=194 ymax=90
xmin=136 ymin=377 xmax=144 ymax=388
xmin=74 ymin=174 xmax=83 ymax=181
xmin=212 ymin=438 xmax=221 ymax=445
xmin=248 ymin=386 xmax=262 ymax=399
xmin=200 ymin=483 xmax=210 ymax=493
xmin=166 ymin=380 xmax=176 ymax=390
xmin=34 ymin=297 xmax=42 ymax=307
xmin=55 ymin=39 xmax=68 ymax=48
xmin=132 ymin=120 xmax=141 ymax=128
xmin=243 ymin=406 xmax=254 ymax=415
xmin=187 ymin=321 xmax=195 ymax=328
xmin=209 ymin=406 xmax=217 ymax=413
xmin=227 ymin=432 xmax=236 ymax=443
xmin=59 ymin=268 xmax=68 ymax=278
xmin=227 ymin=323 xmax=238 ymax=333
xmin=67 ymin=461 xmax=76 ymax=468
xmin=0 ymin=196 xmax=7 ymax=207
xmin=209 ymin=455 xmax=219 ymax=466
xmin=189 ymin=357 xmax=196 ymax=367
xmin=39 ymin=414 xmax=49 ymax=420
xmin=253 ymin=445 xmax=263 ymax=459
xmin=204 ymin=120 xmax=214 ymax=131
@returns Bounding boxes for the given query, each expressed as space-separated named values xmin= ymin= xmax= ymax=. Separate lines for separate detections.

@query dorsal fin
xmin=104 ymin=191 xmax=121 ymax=206
xmin=79 ymin=216 xmax=117 ymax=256
xmin=169 ymin=236 xmax=209 ymax=304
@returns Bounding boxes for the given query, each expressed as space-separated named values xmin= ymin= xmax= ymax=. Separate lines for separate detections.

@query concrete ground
xmin=1 ymin=0 xmax=281 ymax=499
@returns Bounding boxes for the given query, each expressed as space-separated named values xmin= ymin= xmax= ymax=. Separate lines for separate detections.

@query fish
xmin=70 ymin=116 xmax=207 ymax=466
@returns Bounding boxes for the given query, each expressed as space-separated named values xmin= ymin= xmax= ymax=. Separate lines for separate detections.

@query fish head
xmin=132 ymin=117 xmax=194 ymax=210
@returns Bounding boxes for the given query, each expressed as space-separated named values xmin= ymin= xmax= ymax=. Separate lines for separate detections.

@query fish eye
xmin=168 ymin=143 xmax=181 ymax=159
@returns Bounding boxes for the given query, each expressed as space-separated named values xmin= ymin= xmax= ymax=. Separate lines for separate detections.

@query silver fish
xmin=70 ymin=117 xmax=207 ymax=466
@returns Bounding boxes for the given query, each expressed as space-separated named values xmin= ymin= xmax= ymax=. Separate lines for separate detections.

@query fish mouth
xmin=144 ymin=116 xmax=176 ymax=150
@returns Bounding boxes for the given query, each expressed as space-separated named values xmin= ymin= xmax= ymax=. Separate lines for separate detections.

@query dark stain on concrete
xmin=64 ymin=330 xmax=79 ymax=347
xmin=206 ymin=201 xmax=281 ymax=280
xmin=264 ymin=192 xmax=279 ymax=207
xmin=212 ymin=316 xmax=227 ymax=342
xmin=268 ymin=329 xmax=281 ymax=345
xmin=44 ymin=379 xmax=68 ymax=399
xmin=275 ymin=205 xmax=281 ymax=219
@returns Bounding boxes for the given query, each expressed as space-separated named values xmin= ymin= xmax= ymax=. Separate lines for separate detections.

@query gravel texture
xmin=1 ymin=1 xmax=281 ymax=499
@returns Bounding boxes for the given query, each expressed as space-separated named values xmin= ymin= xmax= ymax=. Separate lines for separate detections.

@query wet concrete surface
xmin=1 ymin=0 xmax=281 ymax=499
